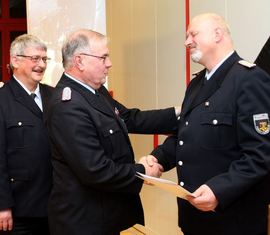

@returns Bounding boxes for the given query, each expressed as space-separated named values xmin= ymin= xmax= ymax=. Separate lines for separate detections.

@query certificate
xmin=136 ymin=172 xmax=194 ymax=200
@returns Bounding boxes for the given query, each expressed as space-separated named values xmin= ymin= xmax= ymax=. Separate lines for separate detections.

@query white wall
xmin=106 ymin=1 xmax=186 ymax=234
xmin=26 ymin=0 xmax=106 ymax=86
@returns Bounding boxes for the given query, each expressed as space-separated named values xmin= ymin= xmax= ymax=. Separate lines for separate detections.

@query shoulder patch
xmin=253 ymin=113 xmax=270 ymax=135
xmin=62 ymin=87 xmax=72 ymax=101
xmin=0 ymin=82 xmax=4 ymax=88
xmin=238 ymin=60 xmax=256 ymax=68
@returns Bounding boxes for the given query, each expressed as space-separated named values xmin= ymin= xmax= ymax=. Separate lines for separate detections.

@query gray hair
xmin=10 ymin=34 xmax=47 ymax=69
xmin=10 ymin=34 xmax=47 ymax=56
xmin=62 ymin=29 xmax=107 ymax=69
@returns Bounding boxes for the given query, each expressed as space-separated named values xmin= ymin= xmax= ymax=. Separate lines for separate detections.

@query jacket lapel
xmin=182 ymin=52 xmax=240 ymax=116
xmin=98 ymin=86 xmax=129 ymax=134
xmin=40 ymin=83 xmax=54 ymax=118
xmin=9 ymin=78 xmax=43 ymax=119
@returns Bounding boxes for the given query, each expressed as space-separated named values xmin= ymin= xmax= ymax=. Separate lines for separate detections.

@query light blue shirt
xmin=205 ymin=51 xmax=234 ymax=80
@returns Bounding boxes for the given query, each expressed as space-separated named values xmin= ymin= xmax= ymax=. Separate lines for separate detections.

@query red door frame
xmin=0 ymin=0 xmax=27 ymax=81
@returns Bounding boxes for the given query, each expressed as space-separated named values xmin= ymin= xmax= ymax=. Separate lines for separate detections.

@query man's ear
xmin=10 ymin=56 xmax=19 ymax=69
xmin=214 ymin=27 xmax=223 ymax=43
xmin=74 ymin=55 xmax=84 ymax=71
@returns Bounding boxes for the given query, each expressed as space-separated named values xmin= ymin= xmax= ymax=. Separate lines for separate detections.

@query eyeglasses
xmin=16 ymin=55 xmax=51 ymax=63
xmin=79 ymin=53 xmax=109 ymax=64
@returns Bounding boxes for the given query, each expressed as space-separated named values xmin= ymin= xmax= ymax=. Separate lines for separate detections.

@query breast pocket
xmin=101 ymin=122 xmax=131 ymax=161
xmin=9 ymin=169 xmax=30 ymax=182
xmin=7 ymin=120 xmax=34 ymax=148
xmin=199 ymin=113 xmax=234 ymax=149
xmin=9 ymin=169 xmax=31 ymax=194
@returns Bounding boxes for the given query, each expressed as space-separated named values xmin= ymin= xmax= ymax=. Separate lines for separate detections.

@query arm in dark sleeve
xmin=99 ymin=86 xmax=178 ymax=134
xmin=151 ymin=135 xmax=178 ymax=171
xmin=0 ymin=107 xmax=14 ymax=210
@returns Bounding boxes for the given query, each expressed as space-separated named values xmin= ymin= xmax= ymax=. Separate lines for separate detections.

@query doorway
xmin=0 ymin=0 xmax=27 ymax=81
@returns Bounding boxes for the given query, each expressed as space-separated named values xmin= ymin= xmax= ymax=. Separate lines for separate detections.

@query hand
xmin=174 ymin=106 xmax=181 ymax=117
xmin=0 ymin=209 xmax=13 ymax=231
xmin=139 ymin=156 xmax=163 ymax=178
xmin=144 ymin=155 xmax=158 ymax=167
xmin=187 ymin=184 xmax=218 ymax=212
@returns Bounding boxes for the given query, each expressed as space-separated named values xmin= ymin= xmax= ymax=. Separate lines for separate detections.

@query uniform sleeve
xmin=151 ymin=135 xmax=178 ymax=171
xmin=0 ymin=106 xmax=14 ymax=210
xmin=100 ymin=89 xmax=178 ymax=134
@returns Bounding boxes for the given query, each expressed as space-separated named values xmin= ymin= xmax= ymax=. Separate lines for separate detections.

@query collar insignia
xmin=115 ymin=107 xmax=119 ymax=116
xmin=192 ymin=71 xmax=201 ymax=76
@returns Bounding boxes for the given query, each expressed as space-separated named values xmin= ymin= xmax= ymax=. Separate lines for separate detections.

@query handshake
xmin=138 ymin=155 xmax=163 ymax=178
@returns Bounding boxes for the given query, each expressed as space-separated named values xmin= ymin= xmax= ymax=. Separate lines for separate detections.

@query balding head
xmin=191 ymin=13 xmax=231 ymax=36
xmin=185 ymin=13 xmax=234 ymax=70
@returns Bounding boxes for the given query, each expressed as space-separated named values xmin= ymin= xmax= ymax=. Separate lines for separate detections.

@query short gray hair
xmin=62 ymin=29 xmax=107 ymax=69
xmin=10 ymin=34 xmax=47 ymax=56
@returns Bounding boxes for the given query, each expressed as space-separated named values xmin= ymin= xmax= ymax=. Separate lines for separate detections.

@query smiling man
xmin=0 ymin=34 xmax=53 ymax=235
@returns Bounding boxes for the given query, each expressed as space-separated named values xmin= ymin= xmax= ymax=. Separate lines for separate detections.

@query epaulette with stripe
xmin=238 ymin=60 xmax=256 ymax=68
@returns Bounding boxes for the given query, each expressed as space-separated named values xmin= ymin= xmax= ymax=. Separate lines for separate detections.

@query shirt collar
xmin=13 ymin=75 xmax=41 ymax=98
xmin=205 ymin=51 xmax=234 ymax=80
xmin=64 ymin=72 xmax=96 ymax=94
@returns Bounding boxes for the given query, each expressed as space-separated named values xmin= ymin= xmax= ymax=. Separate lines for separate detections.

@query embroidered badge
xmin=253 ymin=113 xmax=270 ymax=135
xmin=62 ymin=87 xmax=72 ymax=101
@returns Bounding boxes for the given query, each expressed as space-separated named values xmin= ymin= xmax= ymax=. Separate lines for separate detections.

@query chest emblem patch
xmin=253 ymin=113 xmax=270 ymax=135
xmin=62 ymin=87 xmax=72 ymax=101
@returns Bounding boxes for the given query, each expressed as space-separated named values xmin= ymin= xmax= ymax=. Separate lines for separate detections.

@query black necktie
xmin=203 ymin=75 xmax=209 ymax=85
xmin=30 ymin=93 xmax=36 ymax=99
xmin=30 ymin=93 xmax=43 ymax=111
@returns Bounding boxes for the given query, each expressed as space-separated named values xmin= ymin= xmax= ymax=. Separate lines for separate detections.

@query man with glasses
xmin=45 ymin=29 xmax=180 ymax=235
xmin=0 ymin=34 xmax=53 ymax=234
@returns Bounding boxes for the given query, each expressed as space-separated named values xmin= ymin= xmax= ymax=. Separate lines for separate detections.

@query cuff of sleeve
xmin=134 ymin=163 xmax=145 ymax=174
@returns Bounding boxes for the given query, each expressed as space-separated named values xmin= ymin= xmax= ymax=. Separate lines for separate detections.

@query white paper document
xmin=136 ymin=172 xmax=193 ymax=200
